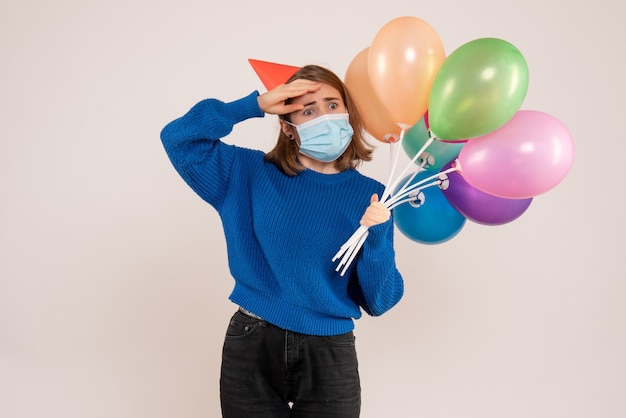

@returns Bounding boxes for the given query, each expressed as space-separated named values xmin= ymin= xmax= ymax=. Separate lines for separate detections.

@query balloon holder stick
xmin=333 ymin=131 xmax=438 ymax=276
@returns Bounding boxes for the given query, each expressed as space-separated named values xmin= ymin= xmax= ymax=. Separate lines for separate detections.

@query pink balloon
xmin=457 ymin=110 xmax=574 ymax=199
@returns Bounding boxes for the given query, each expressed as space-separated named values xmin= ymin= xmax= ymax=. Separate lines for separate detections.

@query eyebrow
xmin=303 ymin=97 xmax=341 ymax=107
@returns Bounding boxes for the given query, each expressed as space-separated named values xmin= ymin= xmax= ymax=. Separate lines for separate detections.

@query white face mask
xmin=286 ymin=113 xmax=354 ymax=163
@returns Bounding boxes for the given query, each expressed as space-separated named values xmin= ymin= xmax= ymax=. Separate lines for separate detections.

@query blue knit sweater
xmin=160 ymin=91 xmax=404 ymax=336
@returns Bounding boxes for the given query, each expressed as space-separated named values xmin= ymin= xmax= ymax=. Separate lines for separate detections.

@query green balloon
xmin=428 ymin=38 xmax=529 ymax=140
xmin=402 ymin=117 xmax=465 ymax=171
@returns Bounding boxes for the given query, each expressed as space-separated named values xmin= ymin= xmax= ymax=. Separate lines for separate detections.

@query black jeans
xmin=220 ymin=310 xmax=361 ymax=418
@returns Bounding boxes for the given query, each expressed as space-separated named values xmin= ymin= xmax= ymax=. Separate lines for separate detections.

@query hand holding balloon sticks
xmin=332 ymin=128 xmax=457 ymax=276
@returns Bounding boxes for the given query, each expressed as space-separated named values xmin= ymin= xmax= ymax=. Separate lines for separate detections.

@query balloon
xmin=345 ymin=48 xmax=403 ymax=142
xmin=428 ymin=38 xmax=529 ymax=140
xmin=441 ymin=160 xmax=533 ymax=225
xmin=368 ymin=16 xmax=446 ymax=126
xmin=403 ymin=116 xmax=465 ymax=171
xmin=457 ymin=110 xmax=575 ymax=199
xmin=392 ymin=172 xmax=466 ymax=244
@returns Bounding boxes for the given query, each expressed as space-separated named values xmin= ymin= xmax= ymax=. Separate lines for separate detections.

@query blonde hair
xmin=264 ymin=65 xmax=374 ymax=176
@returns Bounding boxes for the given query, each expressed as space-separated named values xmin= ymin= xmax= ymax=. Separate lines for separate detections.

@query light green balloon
xmin=428 ymin=38 xmax=529 ymax=140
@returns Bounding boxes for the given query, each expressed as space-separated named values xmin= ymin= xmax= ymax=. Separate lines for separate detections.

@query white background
xmin=1 ymin=0 xmax=624 ymax=417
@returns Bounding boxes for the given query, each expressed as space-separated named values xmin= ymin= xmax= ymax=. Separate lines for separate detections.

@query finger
xmin=370 ymin=204 xmax=390 ymax=219
xmin=280 ymin=103 xmax=305 ymax=114
xmin=288 ymin=79 xmax=321 ymax=88
xmin=268 ymin=81 xmax=316 ymax=98
xmin=370 ymin=193 xmax=379 ymax=204
xmin=283 ymin=80 xmax=321 ymax=97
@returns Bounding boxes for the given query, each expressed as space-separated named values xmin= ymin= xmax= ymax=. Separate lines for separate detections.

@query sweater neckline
xmin=299 ymin=168 xmax=358 ymax=184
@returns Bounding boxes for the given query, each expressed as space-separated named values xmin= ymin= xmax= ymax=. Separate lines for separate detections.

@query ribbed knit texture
xmin=160 ymin=91 xmax=404 ymax=336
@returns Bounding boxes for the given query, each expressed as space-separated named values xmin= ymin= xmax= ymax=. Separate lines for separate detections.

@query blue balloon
xmin=392 ymin=171 xmax=466 ymax=244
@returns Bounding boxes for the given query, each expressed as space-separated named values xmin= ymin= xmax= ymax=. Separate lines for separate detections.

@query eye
xmin=328 ymin=102 xmax=338 ymax=110
xmin=303 ymin=108 xmax=314 ymax=116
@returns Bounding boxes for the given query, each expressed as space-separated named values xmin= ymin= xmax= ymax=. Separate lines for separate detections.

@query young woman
xmin=161 ymin=65 xmax=404 ymax=418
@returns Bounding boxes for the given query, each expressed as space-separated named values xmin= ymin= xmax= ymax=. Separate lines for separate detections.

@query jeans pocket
xmin=225 ymin=311 xmax=262 ymax=339
xmin=323 ymin=331 xmax=356 ymax=347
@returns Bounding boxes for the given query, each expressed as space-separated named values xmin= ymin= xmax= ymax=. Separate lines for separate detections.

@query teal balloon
xmin=392 ymin=172 xmax=466 ymax=244
xmin=403 ymin=117 xmax=465 ymax=171
xmin=428 ymin=38 xmax=529 ymax=140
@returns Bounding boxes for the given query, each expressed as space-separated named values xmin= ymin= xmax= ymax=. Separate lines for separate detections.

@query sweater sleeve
xmin=352 ymin=219 xmax=404 ymax=317
xmin=159 ymin=91 xmax=264 ymax=210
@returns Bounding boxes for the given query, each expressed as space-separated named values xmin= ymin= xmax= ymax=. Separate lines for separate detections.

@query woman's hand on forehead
xmin=257 ymin=80 xmax=322 ymax=115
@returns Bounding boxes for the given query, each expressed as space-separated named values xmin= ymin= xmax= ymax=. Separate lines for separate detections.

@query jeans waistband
xmin=239 ymin=306 xmax=263 ymax=320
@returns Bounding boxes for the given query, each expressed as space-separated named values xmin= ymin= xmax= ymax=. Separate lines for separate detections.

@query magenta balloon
xmin=442 ymin=160 xmax=532 ymax=225
xmin=457 ymin=110 xmax=575 ymax=199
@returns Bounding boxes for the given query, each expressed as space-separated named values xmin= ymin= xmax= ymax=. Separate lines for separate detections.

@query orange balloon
xmin=368 ymin=16 xmax=446 ymax=126
xmin=345 ymin=48 xmax=403 ymax=143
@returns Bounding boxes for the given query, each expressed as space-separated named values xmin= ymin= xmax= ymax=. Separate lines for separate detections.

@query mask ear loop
xmin=281 ymin=119 xmax=297 ymax=140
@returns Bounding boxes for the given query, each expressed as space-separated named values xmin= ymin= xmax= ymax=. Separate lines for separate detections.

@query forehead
xmin=290 ymin=83 xmax=343 ymax=105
